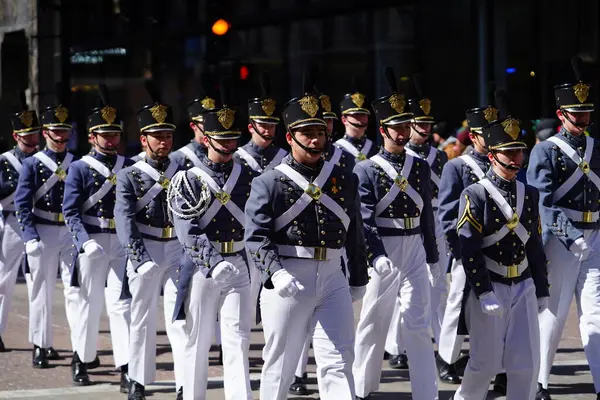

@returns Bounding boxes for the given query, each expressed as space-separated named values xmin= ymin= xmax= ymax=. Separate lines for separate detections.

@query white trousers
xmin=127 ymin=239 xmax=186 ymax=387
xmin=353 ymin=235 xmax=438 ymax=399
xmin=260 ymin=251 xmax=355 ymax=400
xmin=26 ymin=224 xmax=79 ymax=349
xmin=539 ymin=229 xmax=600 ymax=392
xmin=455 ymin=279 xmax=540 ymax=399
xmin=437 ymin=258 xmax=467 ymax=364
xmin=183 ymin=253 xmax=252 ymax=400
xmin=385 ymin=217 xmax=450 ymax=355
xmin=73 ymin=233 xmax=131 ymax=366
xmin=0 ymin=215 xmax=25 ymax=335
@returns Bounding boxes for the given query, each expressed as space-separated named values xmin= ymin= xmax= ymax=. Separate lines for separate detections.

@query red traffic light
xmin=239 ymin=65 xmax=250 ymax=80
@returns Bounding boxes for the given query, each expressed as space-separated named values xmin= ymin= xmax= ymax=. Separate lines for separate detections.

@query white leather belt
xmin=210 ymin=240 xmax=245 ymax=254
xmin=33 ymin=208 xmax=64 ymax=223
xmin=560 ymin=207 xmax=600 ymax=223
xmin=484 ymin=256 xmax=528 ymax=278
xmin=136 ymin=223 xmax=176 ymax=239
xmin=82 ymin=215 xmax=116 ymax=230
xmin=277 ymin=245 xmax=342 ymax=261
xmin=375 ymin=217 xmax=420 ymax=230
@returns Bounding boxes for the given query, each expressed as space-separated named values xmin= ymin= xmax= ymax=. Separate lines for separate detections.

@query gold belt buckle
xmin=313 ymin=247 xmax=327 ymax=261
xmin=305 ymin=183 xmax=322 ymax=200
xmin=404 ymin=217 xmax=414 ymax=230
xmin=108 ymin=173 xmax=117 ymax=185
xmin=506 ymin=264 xmax=520 ymax=279
xmin=158 ymin=175 xmax=170 ymax=190
xmin=583 ymin=211 xmax=594 ymax=223
xmin=108 ymin=219 xmax=116 ymax=229
xmin=221 ymin=240 xmax=235 ymax=254
xmin=356 ymin=152 xmax=367 ymax=161
xmin=56 ymin=213 xmax=64 ymax=223
xmin=580 ymin=160 xmax=590 ymax=174
xmin=55 ymin=167 xmax=67 ymax=181
xmin=162 ymin=226 xmax=174 ymax=238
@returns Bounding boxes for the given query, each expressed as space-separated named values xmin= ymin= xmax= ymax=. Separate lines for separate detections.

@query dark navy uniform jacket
xmin=114 ymin=156 xmax=184 ymax=272
xmin=354 ymin=148 xmax=439 ymax=266
xmin=458 ymin=168 xmax=550 ymax=300
xmin=244 ymin=155 xmax=369 ymax=289
xmin=527 ymin=129 xmax=600 ymax=249
xmin=438 ymin=150 xmax=490 ymax=260
xmin=171 ymin=155 xmax=258 ymax=320
xmin=233 ymin=140 xmax=288 ymax=173
xmin=15 ymin=148 xmax=78 ymax=243
xmin=169 ymin=140 xmax=207 ymax=169
xmin=335 ymin=134 xmax=379 ymax=160
xmin=406 ymin=141 xmax=448 ymax=208
xmin=0 ymin=147 xmax=36 ymax=219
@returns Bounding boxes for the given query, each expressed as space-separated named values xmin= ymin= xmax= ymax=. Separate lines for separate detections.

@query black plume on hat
xmin=19 ymin=90 xmax=28 ymax=111
xmin=384 ymin=66 xmax=398 ymax=94
xmin=494 ymin=89 xmax=511 ymax=120
xmin=55 ymin=81 xmax=71 ymax=107
xmin=571 ymin=56 xmax=584 ymax=81
xmin=259 ymin=72 xmax=271 ymax=98
xmin=98 ymin=84 xmax=111 ymax=106
xmin=144 ymin=79 xmax=161 ymax=104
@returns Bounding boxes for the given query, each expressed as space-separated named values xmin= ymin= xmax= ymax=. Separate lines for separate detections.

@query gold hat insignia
xmin=351 ymin=92 xmax=365 ymax=108
xmin=217 ymin=108 xmax=236 ymax=129
xmin=484 ymin=106 xmax=498 ymax=122
xmin=261 ymin=98 xmax=276 ymax=116
xmin=502 ymin=117 xmax=521 ymax=140
xmin=419 ymin=98 xmax=431 ymax=116
xmin=19 ymin=110 xmax=33 ymax=128
xmin=573 ymin=82 xmax=590 ymax=104
xmin=101 ymin=105 xmax=117 ymax=124
xmin=150 ymin=104 xmax=168 ymax=124
xmin=319 ymin=95 xmax=332 ymax=112
xmin=55 ymin=105 xmax=68 ymax=123
xmin=389 ymin=94 xmax=406 ymax=114
xmin=201 ymin=97 xmax=216 ymax=110
xmin=299 ymin=96 xmax=319 ymax=118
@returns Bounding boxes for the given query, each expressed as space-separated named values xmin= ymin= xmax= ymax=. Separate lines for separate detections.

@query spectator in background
xmin=534 ymin=118 xmax=560 ymax=143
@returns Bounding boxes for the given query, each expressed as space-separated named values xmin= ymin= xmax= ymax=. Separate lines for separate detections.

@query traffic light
xmin=212 ymin=19 xmax=230 ymax=36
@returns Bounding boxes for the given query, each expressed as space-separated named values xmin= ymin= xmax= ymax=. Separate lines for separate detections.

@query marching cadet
xmin=352 ymin=67 xmax=440 ymax=400
xmin=288 ymin=90 xmax=356 ymax=396
xmin=114 ymin=81 xmax=185 ymax=400
xmin=170 ymin=92 xmax=215 ymax=168
xmin=435 ymin=103 xmax=494 ymax=385
xmin=453 ymin=91 xmax=549 ymax=399
xmin=528 ymin=57 xmax=600 ymax=400
xmin=335 ymin=82 xmax=379 ymax=161
xmin=0 ymin=92 xmax=40 ymax=352
xmin=245 ymin=70 xmax=369 ymax=400
xmin=62 ymin=85 xmax=132 ymax=388
xmin=15 ymin=83 xmax=80 ymax=368
xmin=384 ymin=75 xmax=449 ymax=370
xmin=168 ymin=85 xmax=255 ymax=400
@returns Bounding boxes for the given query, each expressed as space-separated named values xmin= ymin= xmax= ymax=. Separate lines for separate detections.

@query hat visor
xmin=288 ymin=118 xmax=327 ymax=130
xmin=14 ymin=127 xmax=41 ymax=136
xmin=413 ymin=116 xmax=435 ymax=123
xmin=142 ymin=124 xmax=176 ymax=133
xmin=489 ymin=141 xmax=528 ymax=151
xmin=250 ymin=118 xmax=280 ymax=125
xmin=93 ymin=127 xmax=123 ymax=134
xmin=323 ymin=112 xmax=338 ymax=120
xmin=382 ymin=115 xmax=413 ymax=126
xmin=205 ymin=131 xmax=242 ymax=140
xmin=45 ymin=123 xmax=72 ymax=130
xmin=562 ymin=105 xmax=595 ymax=113
xmin=342 ymin=108 xmax=371 ymax=116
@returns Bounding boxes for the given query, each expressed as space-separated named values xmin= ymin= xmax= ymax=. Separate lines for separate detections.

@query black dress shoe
xmin=176 ymin=386 xmax=183 ymax=400
xmin=535 ymin=383 xmax=552 ymax=400
xmin=435 ymin=353 xmax=460 ymax=384
xmin=46 ymin=347 xmax=60 ymax=360
xmin=71 ymin=352 xmax=91 ymax=386
xmin=492 ymin=372 xmax=507 ymax=395
xmin=0 ymin=336 xmax=6 ymax=352
xmin=389 ymin=353 xmax=409 ymax=369
xmin=32 ymin=346 xmax=49 ymax=368
xmin=289 ymin=374 xmax=309 ymax=395
xmin=356 ymin=396 xmax=370 ymax=400
xmin=120 ymin=365 xmax=130 ymax=394
xmin=86 ymin=355 xmax=100 ymax=370
xmin=218 ymin=345 xmax=223 ymax=366
xmin=128 ymin=380 xmax=146 ymax=400
xmin=383 ymin=351 xmax=392 ymax=360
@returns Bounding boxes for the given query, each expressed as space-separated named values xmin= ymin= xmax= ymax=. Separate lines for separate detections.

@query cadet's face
xmin=93 ymin=131 xmax=121 ymax=152
xmin=249 ymin=122 xmax=276 ymax=140
xmin=495 ymin=149 xmax=524 ymax=167
xmin=381 ymin=122 xmax=411 ymax=147
xmin=43 ymin=128 xmax=70 ymax=150
xmin=204 ymin=136 xmax=238 ymax=154
xmin=287 ymin=125 xmax=327 ymax=163
xmin=142 ymin=130 xmax=173 ymax=156
xmin=14 ymin=131 xmax=40 ymax=151
xmin=343 ymin=114 xmax=369 ymax=128
xmin=558 ymin=110 xmax=591 ymax=135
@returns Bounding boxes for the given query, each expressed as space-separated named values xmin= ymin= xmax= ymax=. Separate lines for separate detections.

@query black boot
xmin=176 ymin=386 xmax=183 ymax=400
xmin=383 ymin=351 xmax=392 ymax=360
xmin=86 ymin=355 xmax=100 ymax=370
xmin=120 ymin=364 xmax=130 ymax=394
xmin=32 ymin=346 xmax=49 ymax=368
xmin=535 ymin=383 xmax=552 ymax=400
xmin=492 ymin=373 xmax=507 ymax=395
xmin=46 ymin=347 xmax=60 ymax=360
xmin=356 ymin=396 xmax=371 ymax=400
xmin=389 ymin=353 xmax=408 ymax=369
xmin=71 ymin=352 xmax=91 ymax=386
xmin=218 ymin=345 xmax=223 ymax=366
xmin=0 ymin=336 xmax=6 ymax=352
xmin=435 ymin=353 xmax=460 ymax=384
xmin=288 ymin=373 xmax=309 ymax=395
xmin=128 ymin=380 xmax=146 ymax=400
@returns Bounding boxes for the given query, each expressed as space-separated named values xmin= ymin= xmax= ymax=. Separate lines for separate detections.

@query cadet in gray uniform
xmin=453 ymin=91 xmax=549 ymax=400
xmin=0 ymin=93 xmax=40 ymax=353
xmin=63 ymin=85 xmax=132 ymax=389
xmin=528 ymin=58 xmax=600 ymax=400
xmin=352 ymin=67 xmax=440 ymax=400
xmin=245 ymin=72 xmax=369 ymax=400
xmin=14 ymin=83 xmax=79 ymax=368
xmin=168 ymin=90 xmax=255 ymax=400
xmin=114 ymin=82 xmax=185 ymax=400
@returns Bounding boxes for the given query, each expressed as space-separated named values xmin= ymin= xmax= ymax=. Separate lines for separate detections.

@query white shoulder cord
xmin=167 ymin=171 xmax=212 ymax=222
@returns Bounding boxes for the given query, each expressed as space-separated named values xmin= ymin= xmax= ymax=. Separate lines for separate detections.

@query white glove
xmin=427 ymin=262 xmax=441 ymax=287
xmin=137 ymin=261 xmax=160 ymax=278
xmin=271 ymin=269 xmax=305 ymax=298
xmin=25 ymin=239 xmax=41 ymax=256
xmin=373 ymin=256 xmax=393 ymax=276
xmin=82 ymin=239 xmax=104 ymax=259
xmin=479 ymin=291 xmax=504 ymax=317
xmin=350 ymin=286 xmax=367 ymax=302
xmin=570 ymin=237 xmax=591 ymax=262
xmin=537 ymin=297 xmax=549 ymax=313
xmin=211 ymin=261 xmax=239 ymax=283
